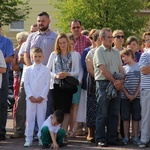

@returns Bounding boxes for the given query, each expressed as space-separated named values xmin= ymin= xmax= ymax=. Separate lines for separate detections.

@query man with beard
xmin=10 ymin=12 xmax=57 ymax=138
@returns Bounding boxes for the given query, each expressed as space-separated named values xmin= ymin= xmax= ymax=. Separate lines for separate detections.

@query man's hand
xmin=50 ymin=142 xmax=59 ymax=150
xmin=114 ymin=79 xmax=123 ymax=90
xmin=29 ymin=96 xmax=36 ymax=103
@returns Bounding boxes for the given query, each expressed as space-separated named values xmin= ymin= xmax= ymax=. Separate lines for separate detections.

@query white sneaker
xmin=39 ymin=140 xmax=43 ymax=146
xmin=24 ymin=141 xmax=32 ymax=147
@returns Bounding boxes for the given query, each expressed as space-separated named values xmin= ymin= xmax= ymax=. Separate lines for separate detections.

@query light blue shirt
xmin=0 ymin=35 xmax=14 ymax=68
xmin=24 ymin=30 xmax=57 ymax=65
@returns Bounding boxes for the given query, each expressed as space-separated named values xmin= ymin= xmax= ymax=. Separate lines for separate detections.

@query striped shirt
xmin=139 ymin=51 xmax=150 ymax=90
xmin=121 ymin=63 xmax=140 ymax=99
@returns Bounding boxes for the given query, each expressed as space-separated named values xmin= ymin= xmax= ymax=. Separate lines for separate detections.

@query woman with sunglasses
xmin=113 ymin=30 xmax=124 ymax=52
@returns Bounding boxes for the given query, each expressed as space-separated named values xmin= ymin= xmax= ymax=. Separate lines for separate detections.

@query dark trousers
xmin=95 ymin=80 xmax=120 ymax=143
xmin=0 ymin=71 xmax=9 ymax=136
xmin=14 ymin=82 xmax=26 ymax=134
xmin=46 ymin=90 xmax=54 ymax=118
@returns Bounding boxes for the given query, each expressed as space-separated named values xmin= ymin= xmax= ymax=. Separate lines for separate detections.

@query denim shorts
xmin=121 ymin=98 xmax=141 ymax=121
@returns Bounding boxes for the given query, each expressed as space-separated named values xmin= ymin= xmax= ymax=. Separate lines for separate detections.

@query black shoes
xmin=97 ymin=141 xmax=108 ymax=147
xmin=10 ymin=133 xmax=24 ymax=138
xmin=97 ymin=139 xmax=124 ymax=147
xmin=0 ymin=134 xmax=6 ymax=141
xmin=108 ymin=139 xmax=124 ymax=146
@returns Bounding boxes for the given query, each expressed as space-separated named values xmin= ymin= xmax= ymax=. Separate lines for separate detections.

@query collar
xmin=37 ymin=29 xmax=51 ymax=36
xmin=101 ymin=44 xmax=114 ymax=52
xmin=75 ymin=33 xmax=83 ymax=41
xmin=33 ymin=63 xmax=42 ymax=68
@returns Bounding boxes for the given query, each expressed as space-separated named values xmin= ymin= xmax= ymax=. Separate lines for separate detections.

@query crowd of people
xmin=1 ymin=11 xmax=150 ymax=149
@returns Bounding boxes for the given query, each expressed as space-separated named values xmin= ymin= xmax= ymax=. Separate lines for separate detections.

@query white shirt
xmin=38 ymin=115 xmax=60 ymax=137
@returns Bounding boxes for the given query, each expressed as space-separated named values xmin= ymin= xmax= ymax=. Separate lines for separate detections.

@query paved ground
xmin=0 ymin=113 xmax=144 ymax=150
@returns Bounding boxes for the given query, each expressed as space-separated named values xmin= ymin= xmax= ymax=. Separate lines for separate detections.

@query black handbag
xmin=59 ymin=76 xmax=79 ymax=93
xmin=59 ymin=55 xmax=79 ymax=94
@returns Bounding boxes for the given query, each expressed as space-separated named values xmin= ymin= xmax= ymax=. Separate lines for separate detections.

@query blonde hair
xmin=55 ymin=33 xmax=71 ymax=55
xmin=112 ymin=30 xmax=124 ymax=37
xmin=16 ymin=31 xmax=29 ymax=43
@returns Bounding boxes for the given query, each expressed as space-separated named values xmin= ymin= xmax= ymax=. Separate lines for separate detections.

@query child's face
xmin=127 ymin=41 xmax=138 ymax=52
xmin=51 ymin=116 xmax=59 ymax=126
xmin=32 ymin=52 xmax=44 ymax=64
xmin=121 ymin=54 xmax=132 ymax=64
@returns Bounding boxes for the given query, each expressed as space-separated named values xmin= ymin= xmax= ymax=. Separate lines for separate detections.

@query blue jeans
xmin=95 ymin=80 xmax=120 ymax=143
xmin=0 ymin=70 xmax=9 ymax=136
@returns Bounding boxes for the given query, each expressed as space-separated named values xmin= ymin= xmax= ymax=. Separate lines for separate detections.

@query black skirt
xmin=51 ymin=84 xmax=73 ymax=113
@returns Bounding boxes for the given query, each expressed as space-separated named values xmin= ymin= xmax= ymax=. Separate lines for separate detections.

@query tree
xmin=49 ymin=0 xmax=149 ymax=38
xmin=0 ymin=0 xmax=31 ymax=25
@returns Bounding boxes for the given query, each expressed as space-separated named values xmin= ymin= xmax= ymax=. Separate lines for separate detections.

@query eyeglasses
xmin=72 ymin=26 xmax=80 ymax=29
xmin=114 ymin=35 xmax=124 ymax=39
xmin=145 ymin=39 xmax=150 ymax=43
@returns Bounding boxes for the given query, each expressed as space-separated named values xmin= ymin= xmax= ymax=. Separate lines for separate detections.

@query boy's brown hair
xmin=120 ymin=48 xmax=135 ymax=59
xmin=32 ymin=47 xmax=43 ymax=54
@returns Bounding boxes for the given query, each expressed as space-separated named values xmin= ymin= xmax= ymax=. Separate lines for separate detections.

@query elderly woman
xmin=113 ymin=30 xmax=124 ymax=52
xmin=12 ymin=31 xmax=29 ymax=127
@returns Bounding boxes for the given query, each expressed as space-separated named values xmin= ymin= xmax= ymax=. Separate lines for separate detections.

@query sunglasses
xmin=72 ymin=26 xmax=80 ymax=29
xmin=114 ymin=35 xmax=124 ymax=39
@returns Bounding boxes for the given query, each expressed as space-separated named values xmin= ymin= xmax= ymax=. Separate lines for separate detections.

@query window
xmin=10 ymin=20 xmax=24 ymax=31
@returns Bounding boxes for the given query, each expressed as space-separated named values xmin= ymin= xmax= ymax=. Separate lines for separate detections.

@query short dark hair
xmin=70 ymin=19 xmax=81 ymax=27
xmin=99 ymin=28 xmax=112 ymax=38
xmin=32 ymin=24 xmax=37 ymax=27
xmin=37 ymin=12 xmax=50 ymax=19
xmin=68 ymin=33 xmax=75 ymax=41
xmin=53 ymin=110 xmax=64 ymax=124
xmin=126 ymin=36 xmax=139 ymax=46
xmin=0 ymin=22 xmax=2 ymax=28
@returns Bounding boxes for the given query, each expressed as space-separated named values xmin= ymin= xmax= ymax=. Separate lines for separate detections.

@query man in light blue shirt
xmin=0 ymin=22 xmax=14 ymax=140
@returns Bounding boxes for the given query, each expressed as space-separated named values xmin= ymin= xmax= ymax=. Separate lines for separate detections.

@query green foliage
xmin=0 ymin=0 xmax=31 ymax=25
xmin=49 ymin=0 xmax=149 ymax=38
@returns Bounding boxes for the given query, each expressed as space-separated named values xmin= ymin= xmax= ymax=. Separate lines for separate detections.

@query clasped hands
xmin=55 ymin=72 xmax=70 ymax=79
xmin=29 ymin=96 xmax=43 ymax=103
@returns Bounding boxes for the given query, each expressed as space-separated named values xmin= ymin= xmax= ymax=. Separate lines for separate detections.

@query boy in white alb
xmin=23 ymin=47 xmax=50 ymax=147
xmin=39 ymin=110 xmax=65 ymax=149
xmin=0 ymin=50 xmax=6 ymax=88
